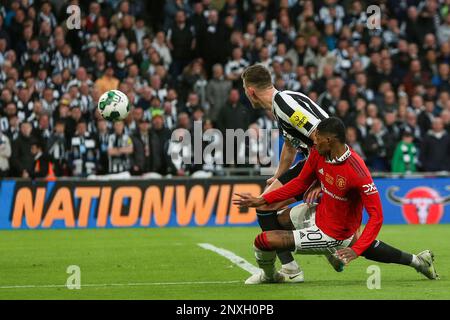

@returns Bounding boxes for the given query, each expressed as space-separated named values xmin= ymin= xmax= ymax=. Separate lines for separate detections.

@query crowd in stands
xmin=0 ymin=0 xmax=450 ymax=179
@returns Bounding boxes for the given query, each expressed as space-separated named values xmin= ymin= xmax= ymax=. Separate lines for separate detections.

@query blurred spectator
xmin=107 ymin=121 xmax=133 ymax=174
xmin=47 ymin=120 xmax=67 ymax=176
xmin=335 ymin=99 xmax=355 ymax=127
xmin=152 ymin=31 xmax=172 ymax=68
xmin=392 ymin=131 xmax=418 ymax=174
xmin=442 ymin=109 xmax=450 ymax=133
xmin=180 ymin=91 xmax=201 ymax=117
xmin=69 ymin=121 xmax=98 ymax=177
xmin=419 ymin=117 xmax=450 ymax=171
xmin=30 ymin=140 xmax=51 ymax=179
xmin=94 ymin=63 xmax=119 ymax=93
xmin=418 ymin=98 xmax=436 ymax=134
xmin=150 ymin=114 xmax=171 ymax=175
xmin=438 ymin=14 xmax=450 ymax=44
xmin=225 ymin=47 xmax=249 ymax=87
xmin=167 ymin=10 xmax=196 ymax=77
xmin=363 ymin=118 xmax=388 ymax=171
xmin=131 ymin=119 xmax=151 ymax=175
xmin=403 ymin=59 xmax=431 ymax=97
xmin=198 ymin=9 xmax=228 ymax=75
xmin=400 ymin=111 xmax=422 ymax=145
xmin=206 ymin=64 xmax=232 ymax=123
xmin=95 ymin=119 xmax=110 ymax=175
xmin=0 ymin=130 xmax=11 ymax=177
xmin=217 ymin=89 xmax=250 ymax=133
xmin=346 ymin=126 xmax=365 ymax=160
xmin=11 ymin=122 xmax=34 ymax=178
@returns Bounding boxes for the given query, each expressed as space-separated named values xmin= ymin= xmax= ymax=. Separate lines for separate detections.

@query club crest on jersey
xmin=325 ymin=173 xmax=334 ymax=185
xmin=336 ymin=175 xmax=346 ymax=189
xmin=289 ymin=111 xmax=308 ymax=129
xmin=387 ymin=186 xmax=450 ymax=224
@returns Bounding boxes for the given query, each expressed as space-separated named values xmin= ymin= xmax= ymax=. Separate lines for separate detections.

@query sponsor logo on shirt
xmin=325 ymin=173 xmax=334 ymax=185
xmin=321 ymin=183 xmax=348 ymax=201
xmin=289 ymin=111 xmax=308 ymax=129
xmin=362 ymin=183 xmax=378 ymax=195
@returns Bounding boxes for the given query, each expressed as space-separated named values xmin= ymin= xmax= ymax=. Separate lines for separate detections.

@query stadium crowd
xmin=0 ymin=0 xmax=450 ymax=179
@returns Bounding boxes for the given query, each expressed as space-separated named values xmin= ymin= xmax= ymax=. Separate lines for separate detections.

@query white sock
xmin=410 ymin=254 xmax=421 ymax=268
xmin=254 ymin=246 xmax=276 ymax=279
xmin=282 ymin=260 xmax=299 ymax=272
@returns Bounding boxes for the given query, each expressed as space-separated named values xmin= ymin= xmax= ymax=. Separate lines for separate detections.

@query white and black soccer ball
xmin=97 ymin=89 xmax=130 ymax=121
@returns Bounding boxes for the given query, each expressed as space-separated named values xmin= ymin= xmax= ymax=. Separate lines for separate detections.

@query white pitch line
xmin=198 ymin=243 xmax=260 ymax=274
xmin=0 ymin=280 xmax=240 ymax=290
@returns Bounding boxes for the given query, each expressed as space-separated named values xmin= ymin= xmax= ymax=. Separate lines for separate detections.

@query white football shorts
xmin=289 ymin=203 xmax=353 ymax=254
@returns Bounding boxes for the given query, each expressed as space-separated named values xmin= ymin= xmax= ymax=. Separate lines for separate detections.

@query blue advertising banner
xmin=0 ymin=177 xmax=448 ymax=230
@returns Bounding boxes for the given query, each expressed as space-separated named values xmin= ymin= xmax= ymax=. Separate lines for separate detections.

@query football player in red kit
xmin=234 ymin=117 xmax=439 ymax=284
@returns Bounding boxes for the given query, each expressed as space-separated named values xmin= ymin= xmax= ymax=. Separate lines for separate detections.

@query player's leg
xmin=245 ymin=230 xmax=297 ymax=284
xmin=246 ymin=204 xmax=353 ymax=284
xmin=256 ymin=160 xmax=306 ymax=275
xmin=361 ymin=240 xmax=439 ymax=280
xmin=287 ymin=202 xmax=346 ymax=272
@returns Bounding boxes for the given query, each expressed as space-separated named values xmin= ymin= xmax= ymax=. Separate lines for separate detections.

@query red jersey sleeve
xmin=350 ymin=176 xmax=384 ymax=256
xmin=263 ymin=148 xmax=318 ymax=204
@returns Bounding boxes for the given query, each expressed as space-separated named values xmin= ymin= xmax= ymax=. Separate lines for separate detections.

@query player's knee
xmin=254 ymin=232 xmax=273 ymax=251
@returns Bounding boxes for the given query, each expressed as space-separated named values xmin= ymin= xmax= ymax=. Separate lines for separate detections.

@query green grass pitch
xmin=0 ymin=225 xmax=449 ymax=300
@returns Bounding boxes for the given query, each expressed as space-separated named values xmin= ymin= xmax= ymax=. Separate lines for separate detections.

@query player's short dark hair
xmin=317 ymin=117 xmax=346 ymax=144
xmin=241 ymin=64 xmax=273 ymax=90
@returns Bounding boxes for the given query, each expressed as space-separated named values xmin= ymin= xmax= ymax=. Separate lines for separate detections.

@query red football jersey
xmin=263 ymin=146 xmax=383 ymax=256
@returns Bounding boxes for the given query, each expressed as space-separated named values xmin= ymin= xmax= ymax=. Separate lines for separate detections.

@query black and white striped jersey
xmin=272 ymin=90 xmax=328 ymax=150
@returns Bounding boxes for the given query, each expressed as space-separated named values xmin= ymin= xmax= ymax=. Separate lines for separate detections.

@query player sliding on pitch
xmin=241 ymin=65 xmax=438 ymax=283
xmin=234 ymin=117 xmax=439 ymax=284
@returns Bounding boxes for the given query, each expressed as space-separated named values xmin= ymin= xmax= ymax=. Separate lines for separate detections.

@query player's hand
xmin=303 ymin=179 xmax=322 ymax=204
xmin=266 ymin=176 xmax=277 ymax=186
xmin=336 ymin=248 xmax=358 ymax=265
xmin=303 ymin=182 xmax=322 ymax=205
xmin=233 ymin=193 xmax=266 ymax=208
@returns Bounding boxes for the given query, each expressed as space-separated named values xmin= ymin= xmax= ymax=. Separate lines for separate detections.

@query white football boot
xmin=279 ymin=266 xmax=305 ymax=283
xmin=245 ymin=270 xmax=304 ymax=284
xmin=415 ymin=250 xmax=439 ymax=280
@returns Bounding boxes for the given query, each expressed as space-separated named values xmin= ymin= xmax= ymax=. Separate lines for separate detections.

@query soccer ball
xmin=97 ymin=90 xmax=130 ymax=121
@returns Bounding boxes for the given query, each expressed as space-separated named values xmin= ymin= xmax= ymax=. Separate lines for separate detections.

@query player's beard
xmin=249 ymin=97 xmax=263 ymax=109
xmin=316 ymin=148 xmax=330 ymax=157
xmin=252 ymin=101 xmax=264 ymax=109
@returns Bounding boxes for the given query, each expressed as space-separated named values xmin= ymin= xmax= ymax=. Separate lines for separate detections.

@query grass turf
xmin=0 ymin=225 xmax=448 ymax=300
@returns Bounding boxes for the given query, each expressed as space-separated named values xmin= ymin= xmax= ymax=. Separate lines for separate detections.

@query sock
xmin=410 ymin=254 xmax=421 ymax=269
xmin=281 ymin=260 xmax=299 ymax=272
xmin=254 ymin=246 xmax=277 ymax=279
xmin=257 ymin=209 xmax=295 ymax=265
xmin=361 ymin=240 xmax=413 ymax=266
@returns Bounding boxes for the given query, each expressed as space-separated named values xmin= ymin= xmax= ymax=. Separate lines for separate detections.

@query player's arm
xmin=270 ymin=140 xmax=297 ymax=183
xmin=233 ymin=149 xmax=318 ymax=208
xmin=262 ymin=148 xmax=318 ymax=204
xmin=349 ymin=178 xmax=384 ymax=256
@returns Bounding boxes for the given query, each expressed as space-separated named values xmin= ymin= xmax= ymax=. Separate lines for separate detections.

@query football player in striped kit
xmin=239 ymin=65 xmax=438 ymax=284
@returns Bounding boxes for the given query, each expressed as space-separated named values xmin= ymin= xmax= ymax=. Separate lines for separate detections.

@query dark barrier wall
xmin=0 ymin=177 xmax=449 ymax=230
